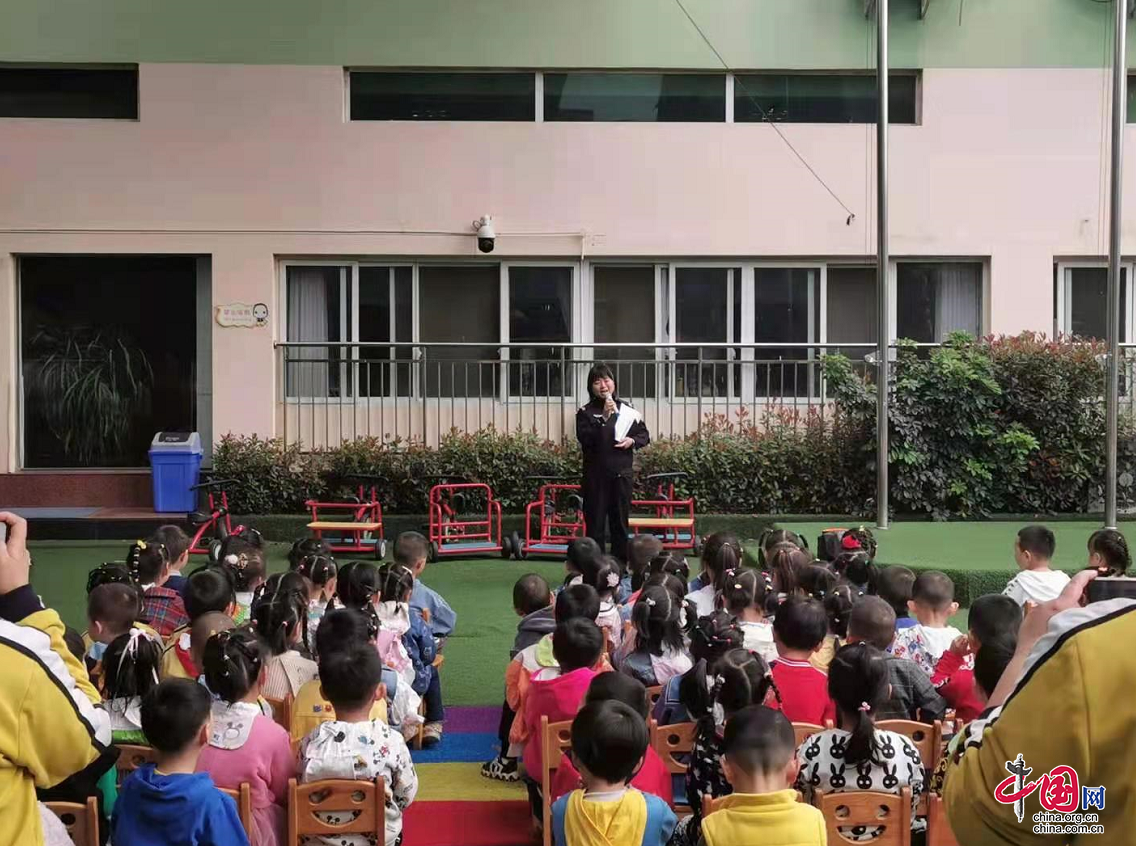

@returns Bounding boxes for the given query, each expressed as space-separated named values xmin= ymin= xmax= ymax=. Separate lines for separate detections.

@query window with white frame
xmin=1056 ymin=263 xmax=1130 ymax=342
xmin=593 ymin=265 xmax=658 ymax=398
xmin=671 ymin=266 xmax=742 ymax=399
xmin=896 ymin=261 xmax=982 ymax=343
xmin=507 ymin=265 xmax=573 ymax=396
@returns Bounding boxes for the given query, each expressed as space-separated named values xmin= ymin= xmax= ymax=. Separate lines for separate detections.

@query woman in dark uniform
xmin=575 ymin=364 xmax=650 ymax=561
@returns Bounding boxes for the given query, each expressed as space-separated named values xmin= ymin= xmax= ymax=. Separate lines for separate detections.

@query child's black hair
xmin=772 ymin=596 xmax=828 ymax=652
xmin=86 ymin=562 xmax=138 ymax=595
xmin=315 ymin=608 xmax=378 ymax=658
xmin=646 ymin=550 xmax=691 ymax=584
xmin=513 ymin=573 xmax=552 ymax=616
xmin=824 ymin=584 xmax=856 ymax=639
xmin=319 ymin=643 xmax=384 ymax=712
xmin=1088 ymin=528 xmax=1131 ymax=574
xmin=627 ymin=535 xmax=664 ymax=590
xmin=911 ymin=571 xmax=956 ymax=611
xmin=219 ymin=538 xmax=267 ymax=593
xmin=1017 ymin=525 xmax=1056 ymax=560
xmin=797 ymin=564 xmax=838 ymax=601
xmin=552 ymin=618 xmax=604 ymax=672
xmin=631 ymin=584 xmax=686 ymax=657
xmin=183 ymin=567 xmax=236 ymax=620
xmin=253 ymin=571 xmax=309 ymax=618
xmin=566 ymin=537 xmax=604 ymax=579
xmin=253 ymin=580 xmax=308 ymax=657
xmin=336 ymin=560 xmax=382 ymax=608
xmin=87 ymin=583 xmax=144 ymax=634
xmin=723 ymin=568 xmax=771 ymax=617
xmin=759 ymin=529 xmax=803 ymax=565
xmin=141 ymin=679 xmax=212 ymax=754
xmin=393 ymin=531 xmax=430 ymax=569
xmin=129 ymin=540 xmax=169 ymax=585
xmin=768 ymin=547 xmax=810 ymax=596
xmin=968 ymin=594 xmax=1022 ymax=646
xmin=202 ymin=627 xmax=267 ymax=704
xmin=102 ymin=629 xmax=163 ymax=702
xmin=555 ymin=583 xmax=600 ymax=622
xmin=289 ymin=537 xmax=332 ymax=569
xmin=723 ymin=705 xmax=796 ymax=777
xmin=586 ymin=555 xmax=623 ymax=601
xmin=837 ymin=551 xmax=878 ymax=595
xmin=877 ymin=565 xmax=915 ymax=617
xmin=151 ymin=525 xmax=190 ymax=564
xmin=63 ymin=626 xmax=86 ymax=663
xmin=701 ymin=531 xmax=744 ymax=592
xmin=681 ymin=648 xmax=780 ymax=736
xmin=571 ymin=699 xmax=648 ymax=785
xmin=643 ymin=571 xmax=689 ymax=607
xmin=827 ymin=643 xmax=890 ymax=766
xmin=688 ymin=610 xmax=744 ymax=666
xmin=295 ymin=554 xmax=338 ymax=589
xmin=584 ymin=672 xmax=650 ymax=719
xmin=847 ymin=596 xmax=897 ymax=651
xmin=973 ymin=633 xmax=1017 ymax=700
xmin=377 ymin=563 xmax=415 ymax=604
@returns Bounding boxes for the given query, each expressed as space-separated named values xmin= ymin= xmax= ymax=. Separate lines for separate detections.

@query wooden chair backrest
xmin=649 ymin=719 xmax=696 ymax=774
xmin=817 ymin=787 xmax=912 ymax=846
xmin=287 ymin=776 xmax=385 ymax=846
xmin=927 ymin=795 xmax=961 ymax=846
xmin=645 ymin=685 xmax=663 ymax=710
xmin=265 ymin=693 xmax=294 ymax=730
xmin=45 ymin=798 xmax=99 ymax=846
xmin=218 ymin=783 xmax=254 ymax=842
xmin=541 ymin=716 xmax=574 ymax=846
xmin=793 ymin=722 xmax=825 ymax=748
xmin=115 ymin=744 xmax=157 ymax=783
xmin=876 ymin=720 xmax=939 ymax=772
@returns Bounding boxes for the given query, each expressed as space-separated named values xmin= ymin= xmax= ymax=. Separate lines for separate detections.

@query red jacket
xmin=522 ymin=666 xmax=598 ymax=778
xmin=549 ymin=746 xmax=674 ymax=806
xmin=769 ymin=658 xmax=836 ymax=726
xmin=931 ymin=649 xmax=983 ymax=722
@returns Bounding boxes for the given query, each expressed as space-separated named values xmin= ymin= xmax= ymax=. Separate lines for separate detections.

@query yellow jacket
xmin=158 ymin=625 xmax=194 ymax=680
xmin=290 ymin=678 xmax=388 ymax=742
xmin=0 ymin=588 xmax=112 ymax=846
xmin=702 ymin=790 xmax=827 ymax=846
xmin=945 ymin=598 xmax=1136 ymax=844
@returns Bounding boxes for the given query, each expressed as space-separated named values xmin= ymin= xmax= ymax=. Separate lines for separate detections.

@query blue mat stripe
xmin=410 ymin=731 xmax=499 ymax=764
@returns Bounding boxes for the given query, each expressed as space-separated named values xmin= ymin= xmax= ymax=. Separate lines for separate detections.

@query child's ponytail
xmin=723 ymin=568 xmax=770 ymax=617
xmin=1089 ymin=529 xmax=1132 ymax=574
xmin=631 ymin=584 xmax=684 ymax=656
xmin=253 ymin=581 xmax=308 ymax=656
xmin=218 ymin=538 xmax=267 ymax=593
xmin=377 ymin=563 xmax=415 ymax=604
xmin=769 ymin=547 xmax=809 ymax=596
xmin=647 ymin=550 xmax=691 ymax=583
xmin=203 ymin=628 xmax=267 ymax=704
xmin=680 ymin=648 xmax=777 ymax=736
xmin=336 ymin=560 xmax=383 ymax=632
xmin=586 ymin=555 xmax=623 ymax=601
xmin=296 ymin=554 xmax=338 ymax=589
xmin=824 ymin=584 xmax=856 ymax=639
xmin=129 ymin=540 xmax=169 ymax=585
xmin=701 ymin=531 xmax=743 ymax=592
xmin=688 ymin=610 xmax=743 ymax=665
xmin=102 ymin=627 xmax=163 ymax=702
xmin=827 ymin=642 xmax=889 ymax=766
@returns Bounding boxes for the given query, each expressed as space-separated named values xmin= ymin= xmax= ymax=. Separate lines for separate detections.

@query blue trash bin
xmin=149 ymin=432 xmax=203 ymax=513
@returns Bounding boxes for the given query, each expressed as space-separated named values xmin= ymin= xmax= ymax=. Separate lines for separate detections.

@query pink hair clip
xmin=858 ymin=701 xmax=872 ymax=713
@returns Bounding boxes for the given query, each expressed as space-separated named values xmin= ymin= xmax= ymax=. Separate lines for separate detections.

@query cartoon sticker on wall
xmin=216 ymin=302 xmax=270 ymax=328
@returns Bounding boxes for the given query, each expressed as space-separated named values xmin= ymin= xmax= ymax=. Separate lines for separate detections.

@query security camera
xmin=473 ymin=215 xmax=496 ymax=253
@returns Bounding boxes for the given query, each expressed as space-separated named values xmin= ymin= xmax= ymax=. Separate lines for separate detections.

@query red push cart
xmin=305 ymin=474 xmax=388 ymax=560
xmin=187 ymin=476 xmax=236 ymax=559
xmin=629 ymin=471 xmax=701 ymax=555
xmin=426 ymin=477 xmax=510 ymax=561
xmin=512 ymin=476 xmax=585 ymax=559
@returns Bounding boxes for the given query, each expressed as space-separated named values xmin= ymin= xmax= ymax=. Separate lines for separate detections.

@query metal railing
xmin=275 ymin=342 xmax=877 ymax=450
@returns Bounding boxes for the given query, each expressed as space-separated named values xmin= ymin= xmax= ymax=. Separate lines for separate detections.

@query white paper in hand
xmin=613 ymin=402 xmax=642 ymax=442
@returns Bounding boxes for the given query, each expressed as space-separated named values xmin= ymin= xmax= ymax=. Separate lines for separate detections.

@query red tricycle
xmin=426 ymin=476 xmax=510 ymax=562
xmin=629 ymin=471 xmax=701 ymax=555
xmin=187 ymin=476 xmax=236 ymax=560
xmin=512 ymin=476 xmax=585 ymax=559
xmin=305 ymin=474 xmax=388 ymax=560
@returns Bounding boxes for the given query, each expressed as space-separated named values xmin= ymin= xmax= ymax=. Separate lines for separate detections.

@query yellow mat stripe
xmin=415 ymin=762 xmax=529 ymax=802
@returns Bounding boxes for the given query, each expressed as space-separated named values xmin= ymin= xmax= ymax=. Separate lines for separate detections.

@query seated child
xmin=378 ymin=562 xmax=443 ymax=746
xmin=190 ymin=612 xmax=235 ymax=684
xmin=616 ymin=584 xmax=693 ymax=687
xmin=131 ymin=540 xmax=190 ymax=639
xmin=624 ymin=534 xmax=664 ymax=604
xmin=931 ymin=593 xmax=1021 ymax=722
xmin=219 ymin=537 xmax=267 ymax=625
xmin=846 ymin=596 xmax=946 ymax=722
xmin=112 ymin=679 xmax=250 ymax=846
xmin=687 ymin=532 xmax=744 ymax=619
xmin=796 ymin=643 xmax=924 ymax=840
xmin=769 ymin=597 xmax=835 ymax=725
xmin=254 ymin=580 xmax=318 ymax=702
xmin=483 ymin=573 xmax=556 ymax=782
xmin=723 ymin=568 xmax=777 ymax=665
xmin=835 ymin=548 xmax=878 ymax=597
xmin=766 ymin=546 xmax=812 ymax=600
xmin=299 ymin=643 xmax=418 ymax=846
xmin=291 ymin=608 xmax=392 ymax=743
xmin=877 ymin=565 xmax=917 ymax=630
xmin=812 ymin=582 xmax=853 ymax=673
xmin=288 ymin=536 xmax=332 ymax=569
xmin=1087 ymin=527 xmax=1131 ymax=574
xmin=151 ymin=524 xmax=191 ymax=596
xmin=85 ymin=582 xmax=157 ymax=682
xmin=890 ymin=571 xmax=962 ymax=676
xmin=337 ymin=561 xmax=420 ymax=699
xmin=523 ymin=618 xmax=605 ymax=819
xmin=563 ymin=536 xmax=604 ymax=590
xmin=758 ymin=529 xmax=804 ymax=568
xmin=701 ymin=706 xmax=825 ymax=846
xmin=161 ymin=567 xmax=236 ymax=680
xmin=654 ymin=610 xmax=742 ymax=727
xmin=291 ymin=546 xmax=337 ymax=653
xmin=550 ymin=700 xmax=677 ymax=846
xmin=101 ymin=627 xmax=164 ymax=742
xmin=1003 ymin=524 xmax=1069 ymax=606
xmin=196 ymin=628 xmax=296 ymax=846
xmin=550 ymin=673 xmax=673 ymax=805
xmin=589 ymin=555 xmax=625 ymax=652
xmin=397 ymin=530 xmax=457 ymax=639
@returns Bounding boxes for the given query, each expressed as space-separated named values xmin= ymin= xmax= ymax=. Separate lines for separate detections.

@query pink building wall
xmin=0 ymin=63 xmax=1132 ymax=472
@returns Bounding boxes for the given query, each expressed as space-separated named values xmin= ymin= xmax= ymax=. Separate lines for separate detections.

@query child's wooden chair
xmin=649 ymin=719 xmax=696 ymax=816
xmin=877 ymin=719 xmax=940 ymax=814
xmin=265 ymin=693 xmax=294 ymax=730
xmin=927 ymin=795 xmax=961 ymax=846
xmin=114 ymin=744 xmax=157 ymax=784
xmin=645 ymin=685 xmax=663 ymax=710
xmin=817 ymin=787 xmax=912 ymax=846
xmin=218 ymin=783 xmax=254 ymax=842
xmin=792 ymin=722 xmax=825 ymax=748
xmin=45 ymin=798 xmax=99 ymax=846
xmin=287 ymin=776 xmax=385 ymax=846
xmin=540 ymin=716 xmax=574 ymax=846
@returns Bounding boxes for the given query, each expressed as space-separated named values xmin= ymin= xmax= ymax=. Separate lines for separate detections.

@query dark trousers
xmin=497 ymin=699 xmax=516 ymax=751
xmin=423 ymin=668 xmax=444 ymax=723
xmin=583 ymin=471 xmax=632 ymax=561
